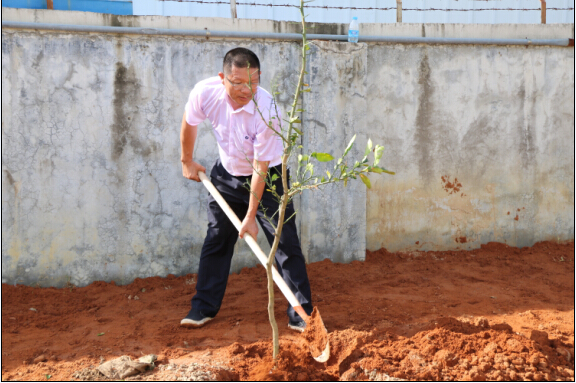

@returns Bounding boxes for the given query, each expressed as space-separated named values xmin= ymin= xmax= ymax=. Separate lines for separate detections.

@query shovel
xmin=198 ymin=171 xmax=330 ymax=363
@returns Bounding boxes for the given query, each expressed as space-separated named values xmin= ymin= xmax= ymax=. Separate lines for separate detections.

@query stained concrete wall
xmin=1 ymin=30 xmax=303 ymax=286
xmin=301 ymin=41 xmax=369 ymax=264
xmin=366 ymin=43 xmax=575 ymax=252
xmin=2 ymin=10 xmax=574 ymax=287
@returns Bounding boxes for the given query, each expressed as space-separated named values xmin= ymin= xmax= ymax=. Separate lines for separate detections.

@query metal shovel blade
xmin=297 ymin=306 xmax=330 ymax=363
xmin=313 ymin=341 xmax=330 ymax=363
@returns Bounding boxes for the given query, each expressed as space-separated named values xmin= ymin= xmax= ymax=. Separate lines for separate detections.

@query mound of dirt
xmin=223 ymin=319 xmax=574 ymax=381
xmin=1 ymin=241 xmax=574 ymax=381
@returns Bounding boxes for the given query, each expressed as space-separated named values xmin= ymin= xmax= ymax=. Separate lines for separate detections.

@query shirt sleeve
xmin=253 ymin=104 xmax=283 ymax=162
xmin=184 ymin=85 xmax=207 ymax=126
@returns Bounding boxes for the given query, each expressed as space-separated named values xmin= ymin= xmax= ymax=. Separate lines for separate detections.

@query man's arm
xmin=238 ymin=159 xmax=269 ymax=239
xmin=180 ymin=112 xmax=206 ymax=182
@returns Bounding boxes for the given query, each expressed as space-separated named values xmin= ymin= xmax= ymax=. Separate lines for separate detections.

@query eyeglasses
xmin=226 ymin=77 xmax=260 ymax=89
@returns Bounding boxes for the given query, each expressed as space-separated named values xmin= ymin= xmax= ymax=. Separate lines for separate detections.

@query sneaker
xmin=180 ymin=310 xmax=213 ymax=328
xmin=288 ymin=320 xmax=306 ymax=333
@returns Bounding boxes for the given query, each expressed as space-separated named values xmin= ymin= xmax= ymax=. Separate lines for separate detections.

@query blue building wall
xmin=2 ymin=0 xmax=132 ymax=15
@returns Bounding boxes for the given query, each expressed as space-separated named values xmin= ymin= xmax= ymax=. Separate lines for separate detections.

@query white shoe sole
xmin=180 ymin=317 xmax=213 ymax=328
xmin=287 ymin=323 xmax=306 ymax=333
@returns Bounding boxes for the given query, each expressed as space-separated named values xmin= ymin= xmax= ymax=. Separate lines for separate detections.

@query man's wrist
xmin=181 ymin=158 xmax=193 ymax=164
xmin=245 ymin=209 xmax=258 ymax=220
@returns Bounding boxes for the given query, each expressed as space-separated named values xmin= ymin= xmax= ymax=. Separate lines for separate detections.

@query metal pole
xmin=540 ymin=0 xmax=546 ymax=24
xmin=230 ymin=0 xmax=237 ymax=19
xmin=396 ymin=0 xmax=402 ymax=23
xmin=2 ymin=22 xmax=573 ymax=47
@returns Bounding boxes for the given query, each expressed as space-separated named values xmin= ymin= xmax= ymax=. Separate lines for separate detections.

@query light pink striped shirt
xmin=185 ymin=76 xmax=283 ymax=176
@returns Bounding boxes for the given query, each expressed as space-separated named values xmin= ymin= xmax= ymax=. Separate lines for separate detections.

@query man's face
xmin=219 ymin=65 xmax=260 ymax=109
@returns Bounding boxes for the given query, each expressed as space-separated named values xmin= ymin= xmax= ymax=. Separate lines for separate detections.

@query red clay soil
xmin=2 ymin=241 xmax=574 ymax=381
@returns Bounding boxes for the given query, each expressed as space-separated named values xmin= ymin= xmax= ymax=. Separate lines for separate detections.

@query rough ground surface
xmin=2 ymin=241 xmax=574 ymax=381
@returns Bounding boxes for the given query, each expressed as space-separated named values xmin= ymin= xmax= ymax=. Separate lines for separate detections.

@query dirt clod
xmin=32 ymin=355 xmax=47 ymax=364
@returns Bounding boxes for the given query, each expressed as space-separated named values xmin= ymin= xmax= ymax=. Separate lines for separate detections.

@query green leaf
xmin=374 ymin=145 xmax=385 ymax=166
xmin=369 ymin=165 xmax=395 ymax=175
xmin=343 ymin=134 xmax=356 ymax=157
xmin=270 ymin=173 xmax=279 ymax=182
xmin=45 ymin=375 xmax=51 ymax=380
xmin=311 ymin=152 xmax=334 ymax=162
xmin=292 ymin=127 xmax=303 ymax=135
xmin=321 ymin=176 xmax=326 ymax=182
xmin=97 ymin=332 xmax=105 ymax=336
xmin=290 ymin=116 xmax=301 ymax=124
xmin=370 ymin=166 xmax=383 ymax=174
xmin=326 ymin=170 xmax=331 ymax=179
xmin=359 ymin=174 xmax=372 ymax=189
xmin=364 ymin=138 xmax=373 ymax=157
xmin=302 ymin=88 xmax=311 ymax=93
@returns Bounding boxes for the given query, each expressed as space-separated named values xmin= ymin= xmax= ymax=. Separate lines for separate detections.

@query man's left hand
xmin=239 ymin=216 xmax=259 ymax=239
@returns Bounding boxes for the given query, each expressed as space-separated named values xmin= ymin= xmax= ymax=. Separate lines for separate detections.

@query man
xmin=179 ymin=47 xmax=313 ymax=332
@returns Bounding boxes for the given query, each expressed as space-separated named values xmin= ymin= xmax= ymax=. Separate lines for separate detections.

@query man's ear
xmin=218 ymin=72 xmax=225 ymax=83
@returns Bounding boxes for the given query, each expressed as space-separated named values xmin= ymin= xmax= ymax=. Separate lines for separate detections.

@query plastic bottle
xmin=348 ymin=16 xmax=359 ymax=43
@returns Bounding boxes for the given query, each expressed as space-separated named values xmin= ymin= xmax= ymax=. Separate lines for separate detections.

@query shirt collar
xmin=220 ymin=87 xmax=256 ymax=115
xmin=242 ymin=99 xmax=255 ymax=114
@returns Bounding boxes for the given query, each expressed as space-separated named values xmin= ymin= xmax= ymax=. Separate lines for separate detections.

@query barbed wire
xmin=159 ymin=0 xmax=574 ymax=12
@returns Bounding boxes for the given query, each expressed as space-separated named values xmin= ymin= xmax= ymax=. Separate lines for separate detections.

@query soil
xmin=2 ymin=241 xmax=574 ymax=381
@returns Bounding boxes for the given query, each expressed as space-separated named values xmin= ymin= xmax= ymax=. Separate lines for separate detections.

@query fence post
xmin=540 ymin=0 xmax=546 ymax=24
xmin=47 ymin=0 xmax=53 ymax=9
xmin=231 ymin=0 xmax=237 ymax=18
xmin=396 ymin=0 xmax=402 ymax=23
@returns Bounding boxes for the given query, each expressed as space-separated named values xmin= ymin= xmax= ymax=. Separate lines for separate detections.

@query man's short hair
xmin=223 ymin=48 xmax=261 ymax=74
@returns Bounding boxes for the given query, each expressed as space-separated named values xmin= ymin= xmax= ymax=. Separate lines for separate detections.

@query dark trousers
xmin=191 ymin=160 xmax=313 ymax=322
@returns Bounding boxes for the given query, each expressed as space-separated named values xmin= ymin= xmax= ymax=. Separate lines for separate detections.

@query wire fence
xmin=152 ymin=0 xmax=574 ymax=24
xmin=158 ymin=0 xmax=573 ymax=12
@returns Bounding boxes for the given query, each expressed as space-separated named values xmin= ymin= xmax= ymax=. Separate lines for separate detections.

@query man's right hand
xmin=182 ymin=160 xmax=206 ymax=182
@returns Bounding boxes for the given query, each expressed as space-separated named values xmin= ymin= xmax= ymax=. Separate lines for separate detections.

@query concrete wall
xmin=2 ymin=9 xmax=574 ymax=286
xmin=3 ymin=8 xmax=575 ymax=39
xmin=1 ymin=25 xmax=303 ymax=286
xmin=365 ymin=43 xmax=575 ymax=252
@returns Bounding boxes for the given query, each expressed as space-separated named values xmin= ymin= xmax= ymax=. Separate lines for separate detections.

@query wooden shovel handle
xmin=198 ymin=171 xmax=309 ymax=321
